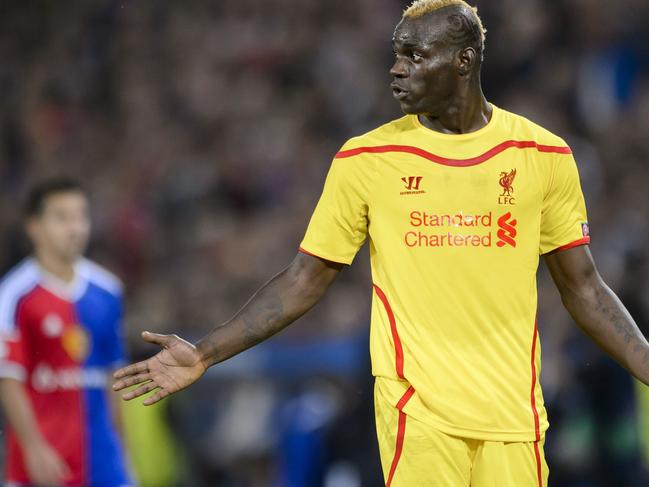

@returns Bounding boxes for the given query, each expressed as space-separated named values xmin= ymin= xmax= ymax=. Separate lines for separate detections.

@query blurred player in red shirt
xmin=0 ymin=180 xmax=133 ymax=487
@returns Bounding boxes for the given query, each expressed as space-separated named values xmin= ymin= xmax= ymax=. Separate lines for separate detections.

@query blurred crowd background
xmin=1 ymin=0 xmax=649 ymax=486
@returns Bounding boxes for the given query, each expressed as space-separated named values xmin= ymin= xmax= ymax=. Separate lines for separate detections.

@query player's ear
xmin=457 ymin=47 xmax=476 ymax=76
xmin=25 ymin=216 xmax=39 ymax=243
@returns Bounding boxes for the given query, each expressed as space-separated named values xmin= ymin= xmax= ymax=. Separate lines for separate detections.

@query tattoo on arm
xmin=241 ymin=291 xmax=285 ymax=348
xmin=197 ymin=253 xmax=339 ymax=367
xmin=576 ymin=280 xmax=649 ymax=372
xmin=545 ymin=247 xmax=649 ymax=383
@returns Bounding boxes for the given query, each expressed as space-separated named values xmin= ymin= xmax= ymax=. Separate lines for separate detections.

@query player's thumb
xmin=141 ymin=331 xmax=173 ymax=347
xmin=58 ymin=456 xmax=72 ymax=480
xmin=49 ymin=450 xmax=71 ymax=482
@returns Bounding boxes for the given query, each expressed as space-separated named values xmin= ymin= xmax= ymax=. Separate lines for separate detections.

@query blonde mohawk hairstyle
xmin=403 ymin=0 xmax=486 ymax=47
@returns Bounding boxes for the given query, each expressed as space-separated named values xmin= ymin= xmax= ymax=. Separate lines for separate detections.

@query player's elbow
xmin=283 ymin=252 xmax=341 ymax=306
xmin=557 ymin=270 xmax=605 ymax=316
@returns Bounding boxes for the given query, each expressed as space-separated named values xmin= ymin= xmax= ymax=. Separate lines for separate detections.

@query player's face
xmin=390 ymin=17 xmax=459 ymax=115
xmin=28 ymin=192 xmax=91 ymax=262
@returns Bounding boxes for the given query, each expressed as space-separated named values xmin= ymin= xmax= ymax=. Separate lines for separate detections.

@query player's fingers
xmin=113 ymin=360 xmax=149 ymax=379
xmin=141 ymin=331 xmax=173 ymax=347
xmin=34 ymin=466 xmax=59 ymax=485
xmin=32 ymin=475 xmax=54 ymax=487
xmin=112 ymin=372 xmax=151 ymax=391
xmin=39 ymin=453 xmax=69 ymax=484
xmin=54 ymin=455 xmax=72 ymax=479
xmin=122 ymin=381 xmax=159 ymax=401
xmin=143 ymin=388 xmax=169 ymax=406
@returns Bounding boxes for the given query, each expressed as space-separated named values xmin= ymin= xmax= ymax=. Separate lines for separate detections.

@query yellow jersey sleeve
xmin=539 ymin=151 xmax=590 ymax=254
xmin=300 ymin=146 xmax=373 ymax=264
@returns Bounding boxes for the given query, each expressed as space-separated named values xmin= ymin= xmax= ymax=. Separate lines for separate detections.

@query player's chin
xmin=398 ymin=102 xmax=419 ymax=115
xmin=395 ymin=98 xmax=420 ymax=114
xmin=62 ymin=245 xmax=85 ymax=261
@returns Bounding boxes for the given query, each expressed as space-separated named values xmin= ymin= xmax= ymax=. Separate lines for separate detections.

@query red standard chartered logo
xmin=496 ymin=212 xmax=517 ymax=247
xmin=404 ymin=210 xmax=518 ymax=248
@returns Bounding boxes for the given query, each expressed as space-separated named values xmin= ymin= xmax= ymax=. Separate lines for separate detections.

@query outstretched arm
xmin=544 ymin=245 xmax=649 ymax=385
xmin=0 ymin=378 xmax=72 ymax=485
xmin=113 ymin=251 xmax=343 ymax=404
xmin=196 ymin=251 xmax=343 ymax=366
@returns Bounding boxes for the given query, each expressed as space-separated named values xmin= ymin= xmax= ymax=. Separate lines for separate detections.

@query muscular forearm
xmin=560 ymin=277 xmax=649 ymax=383
xmin=0 ymin=378 xmax=47 ymax=446
xmin=196 ymin=253 xmax=339 ymax=368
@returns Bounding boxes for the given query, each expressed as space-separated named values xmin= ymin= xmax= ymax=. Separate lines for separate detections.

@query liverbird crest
xmin=499 ymin=169 xmax=517 ymax=197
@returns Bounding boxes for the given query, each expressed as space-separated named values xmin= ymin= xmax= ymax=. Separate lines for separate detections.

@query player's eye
xmin=411 ymin=52 xmax=423 ymax=62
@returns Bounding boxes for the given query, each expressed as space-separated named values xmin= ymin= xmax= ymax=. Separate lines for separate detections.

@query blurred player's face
xmin=390 ymin=15 xmax=461 ymax=115
xmin=27 ymin=192 xmax=91 ymax=262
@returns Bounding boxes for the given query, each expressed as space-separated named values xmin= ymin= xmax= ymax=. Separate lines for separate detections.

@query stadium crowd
xmin=1 ymin=0 xmax=649 ymax=485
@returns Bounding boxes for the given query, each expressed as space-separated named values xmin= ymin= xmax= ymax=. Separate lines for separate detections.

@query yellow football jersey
xmin=300 ymin=104 xmax=590 ymax=442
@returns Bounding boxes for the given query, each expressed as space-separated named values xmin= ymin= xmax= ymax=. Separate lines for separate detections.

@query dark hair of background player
xmin=24 ymin=179 xmax=86 ymax=218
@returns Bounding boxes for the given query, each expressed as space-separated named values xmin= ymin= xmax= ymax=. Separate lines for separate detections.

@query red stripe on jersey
xmin=557 ymin=236 xmax=590 ymax=252
xmin=335 ymin=141 xmax=572 ymax=167
xmin=533 ymin=441 xmax=544 ymax=487
xmin=373 ymin=284 xmax=404 ymax=379
xmin=536 ymin=144 xmax=572 ymax=154
xmin=385 ymin=386 xmax=415 ymax=487
xmin=530 ymin=319 xmax=541 ymax=442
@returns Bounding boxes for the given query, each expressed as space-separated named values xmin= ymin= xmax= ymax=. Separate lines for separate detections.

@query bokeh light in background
xmin=1 ymin=0 xmax=649 ymax=486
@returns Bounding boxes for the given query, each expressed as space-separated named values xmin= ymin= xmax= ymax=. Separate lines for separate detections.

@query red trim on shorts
xmin=396 ymin=385 xmax=415 ymax=410
xmin=557 ymin=236 xmax=590 ymax=252
xmin=373 ymin=284 xmax=404 ymax=379
xmin=334 ymin=141 xmax=572 ymax=167
xmin=530 ymin=321 xmax=544 ymax=486
xmin=386 ymin=386 xmax=415 ymax=487
xmin=529 ymin=319 xmax=541 ymax=442
xmin=533 ymin=441 xmax=543 ymax=487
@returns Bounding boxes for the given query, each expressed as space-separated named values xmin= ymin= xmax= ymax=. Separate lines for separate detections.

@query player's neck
xmin=418 ymin=84 xmax=491 ymax=135
xmin=34 ymin=250 xmax=76 ymax=283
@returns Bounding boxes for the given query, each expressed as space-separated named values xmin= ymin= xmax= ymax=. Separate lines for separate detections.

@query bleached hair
xmin=403 ymin=0 xmax=486 ymax=55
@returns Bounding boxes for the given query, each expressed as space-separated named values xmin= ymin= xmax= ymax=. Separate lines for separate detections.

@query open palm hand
xmin=113 ymin=332 xmax=206 ymax=405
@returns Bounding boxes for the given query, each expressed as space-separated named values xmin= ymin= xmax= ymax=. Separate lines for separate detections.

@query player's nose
xmin=390 ymin=58 xmax=408 ymax=78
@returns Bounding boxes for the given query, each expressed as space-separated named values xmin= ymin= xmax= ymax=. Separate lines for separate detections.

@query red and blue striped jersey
xmin=0 ymin=258 xmax=132 ymax=487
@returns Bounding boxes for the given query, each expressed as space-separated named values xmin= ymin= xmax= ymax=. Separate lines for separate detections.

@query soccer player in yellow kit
xmin=113 ymin=1 xmax=649 ymax=485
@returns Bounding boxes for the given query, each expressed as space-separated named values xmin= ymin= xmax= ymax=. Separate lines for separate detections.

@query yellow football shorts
xmin=375 ymin=384 xmax=549 ymax=486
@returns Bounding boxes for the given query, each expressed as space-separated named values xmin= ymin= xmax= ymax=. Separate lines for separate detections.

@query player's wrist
xmin=15 ymin=425 xmax=48 ymax=450
xmin=627 ymin=344 xmax=649 ymax=386
xmin=194 ymin=338 xmax=216 ymax=370
xmin=25 ymin=437 xmax=54 ymax=456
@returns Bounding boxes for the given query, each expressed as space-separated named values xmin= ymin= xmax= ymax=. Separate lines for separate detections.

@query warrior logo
xmin=402 ymin=176 xmax=423 ymax=191
xmin=400 ymin=176 xmax=425 ymax=195
xmin=496 ymin=212 xmax=517 ymax=248
xmin=498 ymin=169 xmax=517 ymax=205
